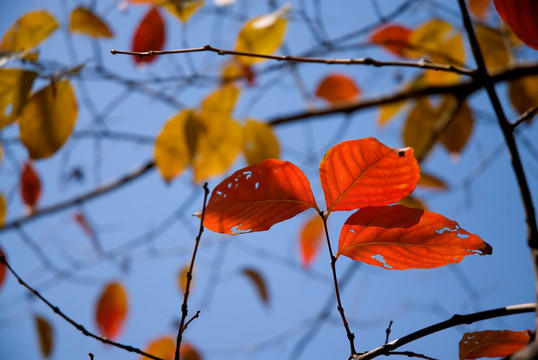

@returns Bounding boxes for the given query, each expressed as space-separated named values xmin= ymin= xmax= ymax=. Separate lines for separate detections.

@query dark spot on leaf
xmin=398 ymin=151 xmax=405 ymax=157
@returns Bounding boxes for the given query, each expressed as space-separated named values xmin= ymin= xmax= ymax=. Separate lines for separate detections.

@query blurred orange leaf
xmin=202 ymin=159 xmax=317 ymax=234
xmin=34 ymin=314 xmax=54 ymax=359
xmin=508 ymin=75 xmax=538 ymax=119
xmin=20 ymin=161 xmax=41 ymax=211
xmin=180 ymin=342 xmax=202 ymax=360
xmin=459 ymin=329 xmax=533 ymax=359
xmin=141 ymin=335 xmax=175 ymax=360
xmin=242 ymin=268 xmax=269 ymax=305
xmin=0 ymin=193 xmax=6 ymax=228
xmin=337 ymin=205 xmax=492 ymax=269
xmin=315 ymin=73 xmax=360 ymax=104
xmin=95 ymin=281 xmax=128 ymax=339
xmin=69 ymin=7 xmax=113 ymax=38
xmin=242 ymin=119 xmax=280 ymax=165
xmin=494 ymin=0 xmax=538 ymax=49
xmin=299 ymin=214 xmax=325 ymax=267
xmin=469 ymin=0 xmax=491 ymax=20
xmin=0 ymin=68 xmax=37 ymax=129
xmin=319 ymin=138 xmax=420 ymax=213
xmin=18 ymin=80 xmax=78 ymax=159
xmin=73 ymin=212 xmax=94 ymax=237
xmin=370 ymin=24 xmax=412 ymax=57
xmin=178 ymin=263 xmax=191 ymax=294
xmin=131 ymin=7 xmax=165 ymax=65
xmin=0 ymin=10 xmax=58 ymax=52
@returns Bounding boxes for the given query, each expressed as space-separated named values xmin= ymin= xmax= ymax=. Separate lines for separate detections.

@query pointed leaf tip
xmin=203 ymin=159 xmax=317 ymax=235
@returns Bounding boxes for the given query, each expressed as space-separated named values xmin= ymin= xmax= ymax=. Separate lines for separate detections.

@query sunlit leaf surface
xmin=370 ymin=23 xmax=412 ymax=57
xmin=242 ymin=119 xmax=280 ymax=165
xmin=459 ymin=329 xmax=533 ymax=359
xmin=315 ymin=73 xmax=360 ymax=104
xmin=70 ymin=7 xmax=114 ymax=38
xmin=0 ymin=10 xmax=58 ymax=52
xmin=299 ymin=214 xmax=325 ymax=267
xmin=95 ymin=281 xmax=128 ymax=339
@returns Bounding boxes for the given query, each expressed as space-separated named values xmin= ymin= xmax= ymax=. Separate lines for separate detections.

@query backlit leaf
xmin=508 ymin=75 xmax=538 ymax=119
xmin=178 ymin=263 xmax=191 ymax=293
xmin=319 ymin=138 xmax=420 ymax=214
xmin=0 ymin=193 xmax=6 ymax=228
xmin=378 ymin=101 xmax=406 ymax=127
xmin=19 ymin=80 xmax=78 ymax=159
xmin=242 ymin=119 xmax=280 ymax=165
xmin=221 ymin=59 xmax=255 ymax=85
xmin=131 ymin=7 xmax=166 ymax=65
xmin=199 ymin=84 xmax=240 ymax=125
xmin=299 ymin=214 xmax=325 ymax=267
xmin=234 ymin=4 xmax=289 ymax=65
xmin=95 ymin=281 xmax=128 ymax=339
xmin=459 ymin=330 xmax=533 ymax=359
xmin=141 ymin=335 xmax=175 ymax=360
xmin=469 ymin=0 xmax=491 ymax=20
xmin=70 ymin=7 xmax=114 ymax=38
xmin=154 ymin=109 xmax=200 ymax=182
xmin=0 ymin=247 xmax=6 ymax=292
xmin=242 ymin=268 xmax=269 ymax=305
xmin=424 ymin=33 xmax=464 ymax=85
xmin=418 ymin=172 xmax=448 ymax=190
xmin=337 ymin=205 xmax=492 ymax=269
xmin=315 ymin=73 xmax=360 ymax=104
xmin=398 ymin=194 xmax=427 ymax=210
xmin=203 ymin=159 xmax=317 ymax=234
xmin=180 ymin=342 xmax=202 ymax=360
xmin=0 ymin=68 xmax=37 ymax=129
xmin=161 ymin=0 xmax=204 ymax=23
xmin=20 ymin=161 xmax=41 ymax=211
xmin=494 ymin=0 xmax=538 ymax=49
xmin=34 ymin=315 xmax=54 ymax=359
xmin=405 ymin=18 xmax=452 ymax=59
xmin=475 ymin=25 xmax=512 ymax=72
xmin=370 ymin=24 xmax=412 ymax=57
xmin=439 ymin=100 xmax=474 ymax=155
xmin=0 ymin=10 xmax=58 ymax=52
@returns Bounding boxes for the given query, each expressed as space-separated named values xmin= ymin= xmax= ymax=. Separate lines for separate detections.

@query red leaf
xmin=315 ymin=73 xmax=360 ymax=104
xmin=459 ymin=330 xmax=533 ymax=359
xmin=319 ymin=138 xmax=420 ymax=214
xmin=370 ymin=24 xmax=412 ymax=57
xmin=73 ymin=211 xmax=94 ymax=237
xmin=299 ymin=214 xmax=325 ymax=267
xmin=203 ymin=159 xmax=317 ymax=235
xmin=131 ymin=7 xmax=165 ymax=64
xmin=95 ymin=281 xmax=128 ymax=339
xmin=0 ymin=247 xmax=6 ymax=293
xmin=494 ymin=0 xmax=538 ymax=49
xmin=337 ymin=205 xmax=492 ymax=269
xmin=20 ymin=161 xmax=41 ymax=211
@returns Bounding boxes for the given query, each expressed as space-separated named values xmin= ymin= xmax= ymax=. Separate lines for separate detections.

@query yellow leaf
xmin=405 ymin=18 xmax=452 ymax=59
xmin=398 ymin=195 xmax=427 ymax=210
xmin=192 ymin=117 xmax=242 ymax=182
xmin=424 ymin=33 xmax=465 ymax=85
xmin=69 ymin=7 xmax=114 ymax=38
xmin=199 ymin=83 xmax=240 ymax=125
xmin=242 ymin=119 xmax=280 ymax=165
xmin=0 ymin=193 xmax=6 ymax=228
xmin=154 ymin=109 xmax=201 ymax=182
xmin=0 ymin=10 xmax=58 ymax=52
xmin=19 ymin=81 xmax=78 ymax=159
xmin=439 ymin=100 xmax=473 ymax=155
xmin=177 ymin=263 xmax=191 ymax=293
xmin=475 ymin=24 xmax=512 ymax=73
xmin=160 ymin=0 xmax=204 ymax=23
xmin=234 ymin=4 xmax=290 ymax=64
xmin=0 ymin=68 xmax=37 ymax=129
xmin=378 ymin=101 xmax=406 ymax=126
xmin=34 ymin=314 xmax=54 ymax=359
xmin=418 ymin=172 xmax=448 ymax=190
xmin=509 ymin=75 xmax=538 ymax=118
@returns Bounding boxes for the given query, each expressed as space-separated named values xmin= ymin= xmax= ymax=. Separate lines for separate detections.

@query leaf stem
xmin=319 ymin=210 xmax=356 ymax=355
xmin=175 ymin=183 xmax=210 ymax=360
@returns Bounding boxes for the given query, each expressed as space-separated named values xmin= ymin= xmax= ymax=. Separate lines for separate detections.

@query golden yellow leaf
xmin=160 ymin=0 xmax=204 ymax=23
xmin=0 ymin=10 xmax=58 ymax=52
xmin=154 ymin=109 xmax=201 ymax=182
xmin=475 ymin=24 xmax=512 ymax=72
xmin=69 ymin=7 xmax=114 ymax=38
xmin=242 ymin=119 xmax=280 ymax=165
xmin=378 ymin=101 xmax=406 ymax=126
xmin=509 ymin=75 xmax=538 ymax=118
xmin=234 ymin=4 xmax=290 ymax=65
xmin=398 ymin=195 xmax=427 ymax=210
xmin=192 ymin=117 xmax=242 ymax=182
xmin=424 ymin=33 xmax=465 ymax=85
xmin=418 ymin=172 xmax=448 ymax=190
xmin=402 ymin=99 xmax=437 ymax=158
xmin=199 ymin=83 xmax=240 ymax=125
xmin=405 ymin=18 xmax=452 ymax=59
xmin=34 ymin=315 xmax=54 ymax=359
xmin=0 ymin=68 xmax=37 ymax=129
xmin=0 ymin=193 xmax=6 ymax=228
xmin=177 ymin=263 xmax=191 ymax=293
xmin=19 ymin=81 xmax=78 ymax=159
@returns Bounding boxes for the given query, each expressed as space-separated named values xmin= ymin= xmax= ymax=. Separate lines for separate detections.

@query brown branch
xmin=0 ymin=254 xmax=165 ymax=360
xmin=512 ymin=105 xmax=538 ymax=129
xmin=110 ymin=45 xmax=475 ymax=76
xmin=354 ymin=303 xmax=536 ymax=360
xmin=175 ymin=183 xmax=210 ymax=360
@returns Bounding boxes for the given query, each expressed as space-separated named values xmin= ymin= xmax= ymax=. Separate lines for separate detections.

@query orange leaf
xmin=20 ymin=161 xmax=41 ymax=211
xmin=95 ymin=281 xmax=128 ymax=339
xmin=180 ymin=342 xmax=202 ymax=360
xmin=469 ymin=0 xmax=491 ymax=20
xmin=459 ymin=330 xmax=533 ymax=359
xmin=299 ymin=214 xmax=325 ymax=267
xmin=319 ymin=138 xmax=420 ymax=214
xmin=73 ymin=211 xmax=94 ymax=237
xmin=177 ymin=263 xmax=191 ymax=294
xmin=370 ymin=24 xmax=412 ymax=57
xmin=0 ymin=247 xmax=6 ymax=292
xmin=337 ymin=205 xmax=492 ymax=269
xmin=203 ymin=159 xmax=317 ymax=235
xmin=494 ymin=0 xmax=538 ymax=49
xmin=242 ymin=268 xmax=269 ymax=305
xmin=315 ymin=73 xmax=360 ymax=104
xmin=34 ymin=314 xmax=54 ymax=359
xmin=131 ymin=7 xmax=165 ymax=64
xmin=141 ymin=335 xmax=175 ymax=360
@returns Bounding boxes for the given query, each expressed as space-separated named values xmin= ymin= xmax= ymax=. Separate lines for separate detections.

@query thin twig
xmin=512 ymin=105 xmax=538 ymax=129
xmin=385 ymin=321 xmax=393 ymax=344
xmin=111 ymin=45 xmax=475 ymax=76
xmin=319 ymin=210 xmax=356 ymax=355
xmin=175 ymin=183 xmax=210 ymax=360
xmin=0 ymin=255 xmax=165 ymax=360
